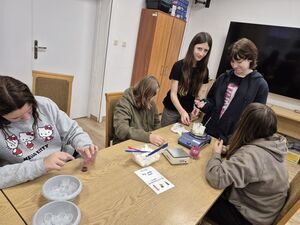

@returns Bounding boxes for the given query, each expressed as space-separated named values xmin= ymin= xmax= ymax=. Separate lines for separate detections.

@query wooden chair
xmin=200 ymin=171 xmax=300 ymax=225
xmin=32 ymin=70 xmax=73 ymax=116
xmin=105 ymin=92 xmax=123 ymax=148
xmin=273 ymin=171 xmax=300 ymax=225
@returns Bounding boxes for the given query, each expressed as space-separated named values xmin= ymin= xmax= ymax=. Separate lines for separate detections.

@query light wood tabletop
xmin=0 ymin=190 xmax=26 ymax=224
xmin=1 ymin=125 xmax=223 ymax=225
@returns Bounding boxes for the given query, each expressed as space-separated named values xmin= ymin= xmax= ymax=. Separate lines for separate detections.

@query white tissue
xmin=170 ymin=123 xmax=189 ymax=135
xmin=192 ymin=122 xmax=206 ymax=136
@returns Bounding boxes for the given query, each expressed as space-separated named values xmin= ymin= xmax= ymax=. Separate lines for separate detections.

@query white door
xmin=0 ymin=0 xmax=98 ymax=118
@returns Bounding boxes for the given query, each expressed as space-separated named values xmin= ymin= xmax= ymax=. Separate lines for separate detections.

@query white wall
xmin=99 ymin=0 xmax=145 ymax=119
xmin=3 ymin=1 xmax=299 ymax=118
xmin=182 ymin=0 xmax=300 ymax=110
xmin=0 ymin=0 xmax=32 ymax=85
xmin=88 ymin=0 xmax=113 ymax=119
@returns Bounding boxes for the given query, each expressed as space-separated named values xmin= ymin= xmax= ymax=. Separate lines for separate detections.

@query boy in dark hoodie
xmin=195 ymin=38 xmax=269 ymax=144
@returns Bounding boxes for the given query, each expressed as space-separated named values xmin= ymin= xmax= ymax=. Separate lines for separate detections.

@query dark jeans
xmin=205 ymin=195 xmax=252 ymax=225
xmin=161 ymin=108 xmax=181 ymax=127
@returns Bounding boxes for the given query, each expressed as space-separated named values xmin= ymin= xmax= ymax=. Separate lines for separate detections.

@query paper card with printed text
xmin=134 ymin=166 xmax=174 ymax=194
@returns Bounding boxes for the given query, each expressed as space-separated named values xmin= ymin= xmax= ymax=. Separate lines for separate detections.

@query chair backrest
xmin=105 ymin=92 xmax=123 ymax=148
xmin=32 ymin=70 xmax=73 ymax=116
xmin=273 ymin=171 xmax=300 ymax=225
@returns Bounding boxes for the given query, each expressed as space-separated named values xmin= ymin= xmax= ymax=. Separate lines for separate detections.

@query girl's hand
xmin=222 ymin=145 xmax=228 ymax=154
xmin=180 ymin=110 xmax=191 ymax=125
xmin=44 ymin=152 xmax=75 ymax=172
xmin=77 ymin=144 xmax=98 ymax=165
xmin=194 ymin=99 xmax=206 ymax=109
xmin=213 ymin=139 xmax=223 ymax=154
xmin=191 ymin=108 xmax=200 ymax=120
xmin=149 ymin=134 xmax=165 ymax=146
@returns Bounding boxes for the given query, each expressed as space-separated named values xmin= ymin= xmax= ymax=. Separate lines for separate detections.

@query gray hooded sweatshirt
xmin=0 ymin=96 xmax=92 ymax=189
xmin=206 ymin=134 xmax=289 ymax=225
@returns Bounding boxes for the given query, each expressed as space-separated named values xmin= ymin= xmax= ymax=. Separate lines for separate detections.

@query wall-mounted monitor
xmin=217 ymin=21 xmax=300 ymax=100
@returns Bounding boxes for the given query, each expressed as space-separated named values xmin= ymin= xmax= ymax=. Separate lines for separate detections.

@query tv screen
xmin=217 ymin=22 xmax=300 ymax=100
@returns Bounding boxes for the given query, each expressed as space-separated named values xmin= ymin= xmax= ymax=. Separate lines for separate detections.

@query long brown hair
xmin=179 ymin=32 xmax=212 ymax=96
xmin=226 ymin=103 xmax=277 ymax=159
xmin=133 ymin=75 xmax=160 ymax=109
xmin=228 ymin=38 xmax=258 ymax=69
xmin=0 ymin=76 xmax=39 ymax=131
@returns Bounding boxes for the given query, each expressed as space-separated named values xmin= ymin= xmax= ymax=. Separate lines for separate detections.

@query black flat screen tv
xmin=217 ymin=21 xmax=300 ymax=100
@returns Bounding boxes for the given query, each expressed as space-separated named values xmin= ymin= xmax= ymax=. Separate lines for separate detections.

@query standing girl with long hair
xmin=161 ymin=32 xmax=213 ymax=126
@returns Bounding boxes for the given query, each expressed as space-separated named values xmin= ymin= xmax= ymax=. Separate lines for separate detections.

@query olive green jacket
xmin=113 ymin=88 xmax=161 ymax=144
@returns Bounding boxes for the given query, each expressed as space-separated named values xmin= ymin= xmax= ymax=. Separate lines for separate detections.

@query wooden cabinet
xmin=131 ymin=9 xmax=186 ymax=112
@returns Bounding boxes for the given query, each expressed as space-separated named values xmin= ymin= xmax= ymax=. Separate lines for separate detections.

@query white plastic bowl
xmin=32 ymin=200 xmax=81 ymax=225
xmin=42 ymin=175 xmax=82 ymax=201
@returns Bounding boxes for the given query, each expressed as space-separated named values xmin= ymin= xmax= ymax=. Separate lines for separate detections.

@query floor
xmin=76 ymin=117 xmax=300 ymax=225
xmin=76 ymin=117 xmax=105 ymax=149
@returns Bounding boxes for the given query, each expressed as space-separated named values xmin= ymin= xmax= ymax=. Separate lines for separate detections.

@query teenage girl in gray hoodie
xmin=0 ymin=76 xmax=98 ymax=189
xmin=205 ymin=103 xmax=289 ymax=225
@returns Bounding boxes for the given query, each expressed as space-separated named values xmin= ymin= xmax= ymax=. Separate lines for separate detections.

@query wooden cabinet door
xmin=147 ymin=11 xmax=173 ymax=82
xmin=131 ymin=9 xmax=186 ymax=113
xmin=156 ymin=17 xmax=186 ymax=112
xmin=131 ymin=9 xmax=157 ymax=86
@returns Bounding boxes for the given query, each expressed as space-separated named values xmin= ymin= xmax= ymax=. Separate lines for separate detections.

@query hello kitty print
xmin=5 ymin=134 xmax=23 ymax=157
xmin=4 ymin=124 xmax=54 ymax=158
xmin=20 ymin=131 xmax=35 ymax=150
xmin=37 ymin=125 xmax=54 ymax=142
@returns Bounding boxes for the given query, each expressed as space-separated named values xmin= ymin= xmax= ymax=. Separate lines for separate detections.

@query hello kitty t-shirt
xmin=0 ymin=96 xmax=92 ymax=188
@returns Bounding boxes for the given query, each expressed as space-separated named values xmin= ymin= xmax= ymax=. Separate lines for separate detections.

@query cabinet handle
xmin=161 ymin=65 xmax=168 ymax=76
xmin=160 ymin=65 xmax=165 ymax=76
xmin=164 ymin=66 xmax=168 ymax=76
xmin=160 ymin=65 xmax=169 ymax=76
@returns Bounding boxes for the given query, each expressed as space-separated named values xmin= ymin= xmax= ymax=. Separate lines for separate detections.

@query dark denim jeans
xmin=205 ymin=195 xmax=252 ymax=225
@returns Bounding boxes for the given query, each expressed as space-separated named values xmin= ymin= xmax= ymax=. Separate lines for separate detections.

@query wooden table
xmin=0 ymin=190 xmax=25 ymax=224
xmin=2 ymin=126 xmax=223 ymax=225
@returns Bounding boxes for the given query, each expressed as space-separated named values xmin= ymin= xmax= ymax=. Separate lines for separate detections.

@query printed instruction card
xmin=135 ymin=166 xmax=174 ymax=194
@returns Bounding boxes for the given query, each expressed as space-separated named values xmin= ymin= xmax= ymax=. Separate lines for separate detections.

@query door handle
xmin=34 ymin=40 xmax=47 ymax=59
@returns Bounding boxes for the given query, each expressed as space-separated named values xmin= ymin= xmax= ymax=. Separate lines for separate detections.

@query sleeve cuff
xmin=212 ymin=152 xmax=222 ymax=159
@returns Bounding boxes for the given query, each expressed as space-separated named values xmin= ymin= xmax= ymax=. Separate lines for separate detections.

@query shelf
xmin=270 ymin=105 xmax=300 ymax=123
xmin=269 ymin=105 xmax=300 ymax=140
